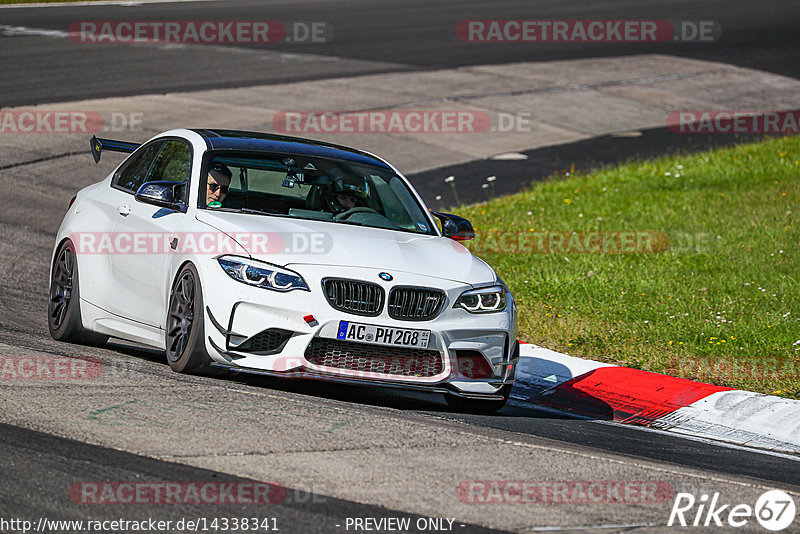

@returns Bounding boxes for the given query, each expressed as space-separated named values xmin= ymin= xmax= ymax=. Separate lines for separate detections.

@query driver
xmin=324 ymin=175 xmax=370 ymax=214
xmin=206 ymin=162 xmax=232 ymax=207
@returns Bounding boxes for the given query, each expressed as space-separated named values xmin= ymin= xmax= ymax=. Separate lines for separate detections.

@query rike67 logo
xmin=668 ymin=490 xmax=796 ymax=531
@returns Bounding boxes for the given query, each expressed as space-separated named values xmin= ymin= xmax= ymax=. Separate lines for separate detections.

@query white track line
xmin=0 ymin=0 xmax=217 ymax=9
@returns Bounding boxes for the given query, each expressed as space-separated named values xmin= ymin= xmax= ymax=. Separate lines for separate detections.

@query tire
xmin=445 ymin=384 xmax=512 ymax=414
xmin=165 ymin=263 xmax=218 ymax=375
xmin=48 ymin=240 xmax=109 ymax=346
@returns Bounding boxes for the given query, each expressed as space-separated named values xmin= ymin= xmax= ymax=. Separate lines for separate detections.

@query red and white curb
xmin=514 ymin=343 xmax=800 ymax=454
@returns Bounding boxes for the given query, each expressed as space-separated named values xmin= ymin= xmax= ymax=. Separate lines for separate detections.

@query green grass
xmin=458 ymin=135 xmax=800 ymax=397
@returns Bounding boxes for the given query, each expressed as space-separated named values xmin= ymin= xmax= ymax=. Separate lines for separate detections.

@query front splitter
xmin=210 ymin=361 xmax=508 ymax=401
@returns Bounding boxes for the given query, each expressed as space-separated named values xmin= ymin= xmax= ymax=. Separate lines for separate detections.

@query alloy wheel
xmin=166 ymin=271 xmax=196 ymax=362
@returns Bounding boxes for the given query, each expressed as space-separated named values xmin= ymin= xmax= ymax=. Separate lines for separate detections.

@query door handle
xmin=117 ymin=205 xmax=131 ymax=216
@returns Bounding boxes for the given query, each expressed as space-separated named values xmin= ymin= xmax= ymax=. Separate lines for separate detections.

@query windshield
xmin=198 ymin=153 xmax=436 ymax=235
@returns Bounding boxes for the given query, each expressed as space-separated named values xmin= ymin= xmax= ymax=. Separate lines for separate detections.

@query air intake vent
xmin=234 ymin=328 xmax=292 ymax=354
xmin=388 ymin=287 xmax=445 ymax=321
xmin=323 ymin=279 xmax=384 ymax=316
xmin=304 ymin=338 xmax=443 ymax=377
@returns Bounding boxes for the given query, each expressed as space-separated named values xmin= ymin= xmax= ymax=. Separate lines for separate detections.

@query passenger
xmin=335 ymin=190 xmax=358 ymax=211
xmin=324 ymin=175 xmax=369 ymax=214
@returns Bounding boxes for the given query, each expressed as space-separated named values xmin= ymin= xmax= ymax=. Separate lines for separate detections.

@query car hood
xmin=195 ymin=210 xmax=495 ymax=285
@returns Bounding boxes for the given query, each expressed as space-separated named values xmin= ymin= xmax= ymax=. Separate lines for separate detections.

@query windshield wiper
xmin=203 ymin=206 xmax=276 ymax=216
xmin=333 ymin=218 xmax=409 ymax=232
xmin=332 ymin=218 xmax=368 ymax=227
xmin=237 ymin=207 xmax=274 ymax=215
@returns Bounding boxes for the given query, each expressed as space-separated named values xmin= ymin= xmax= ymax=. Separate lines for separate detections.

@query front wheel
xmin=165 ymin=263 xmax=217 ymax=375
xmin=48 ymin=240 xmax=108 ymax=346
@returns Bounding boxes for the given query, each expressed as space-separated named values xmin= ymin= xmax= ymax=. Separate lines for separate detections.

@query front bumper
xmin=197 ymin=262 xmax=518 ymax=396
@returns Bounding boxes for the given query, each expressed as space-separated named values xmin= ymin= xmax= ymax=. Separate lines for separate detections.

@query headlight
xmin=454 ymin=285 xmax=507 ymax=313
xmin=217 ymin=256 xmax=309 ymax=292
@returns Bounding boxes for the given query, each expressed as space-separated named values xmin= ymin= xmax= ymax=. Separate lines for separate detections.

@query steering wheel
xmin=334 ymin=206 xmax=380 ymax=220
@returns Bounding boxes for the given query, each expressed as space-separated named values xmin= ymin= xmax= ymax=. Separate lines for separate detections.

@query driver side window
xmin=150 ymin=140 xmax=192 ymax=184
xmin=112 ymin=141 xmax=164 ymax=194
xmin=149 ymin=140 xmax=192 ymax=202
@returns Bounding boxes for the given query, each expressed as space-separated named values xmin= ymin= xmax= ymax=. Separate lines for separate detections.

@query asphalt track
xmin=2 ymin=1 xmax=800 ymax=532
xmin=0 ymin=423 xmax=507 ymax=534
xmin=0 ymin=0 xmax=799 ymax=106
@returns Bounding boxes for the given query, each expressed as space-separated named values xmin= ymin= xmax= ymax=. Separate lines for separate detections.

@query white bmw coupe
xmin=49 ymin=129 xmax=518 ymax=411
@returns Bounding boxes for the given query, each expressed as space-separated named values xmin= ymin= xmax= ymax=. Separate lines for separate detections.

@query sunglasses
xmin=208 ymin=183 xmax=229 ymax=194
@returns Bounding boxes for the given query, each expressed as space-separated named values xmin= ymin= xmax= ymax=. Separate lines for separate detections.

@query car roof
xmin=192 ymin=129 xmax=393 ymax=170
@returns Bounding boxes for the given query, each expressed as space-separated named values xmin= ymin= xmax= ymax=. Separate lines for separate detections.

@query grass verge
xmin=458 ymin=135 xmax=800 ymax=397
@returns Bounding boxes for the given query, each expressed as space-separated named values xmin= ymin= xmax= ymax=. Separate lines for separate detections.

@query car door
xmin=75 ymin=140 xmax=163 ymax=313
xmin=107 ymin=138 xmax=193 ymax=327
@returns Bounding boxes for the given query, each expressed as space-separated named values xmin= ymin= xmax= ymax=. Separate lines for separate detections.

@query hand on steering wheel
xmin=334 ymin=206 xmax=380 ymax=220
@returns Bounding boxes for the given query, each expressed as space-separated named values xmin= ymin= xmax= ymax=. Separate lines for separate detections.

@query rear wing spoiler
xmin=90 ymin=135 xmax=140 ymax=163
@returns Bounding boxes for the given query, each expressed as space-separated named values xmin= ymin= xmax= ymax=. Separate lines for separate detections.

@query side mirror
xmin=134 ymin=181 xmax=186 ymax=212
xmin=432 ymin=211 xmax=475 ymax=241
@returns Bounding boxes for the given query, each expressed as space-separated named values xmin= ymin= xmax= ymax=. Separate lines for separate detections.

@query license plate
xmin=336 ymin=321 xmax=430 ymax=349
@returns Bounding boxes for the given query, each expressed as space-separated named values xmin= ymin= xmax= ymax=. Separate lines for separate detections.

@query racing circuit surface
xmin=2 ymin=1 xmax=800 ymax=532
xmin=1 ymin=0 xmax=800 ymax=105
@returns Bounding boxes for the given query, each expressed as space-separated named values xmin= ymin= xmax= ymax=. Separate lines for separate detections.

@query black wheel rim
xmin=166 ymin=271 xmax=195 ymax=362
xmin=49 ymin=245 xmax=74 ymax=331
